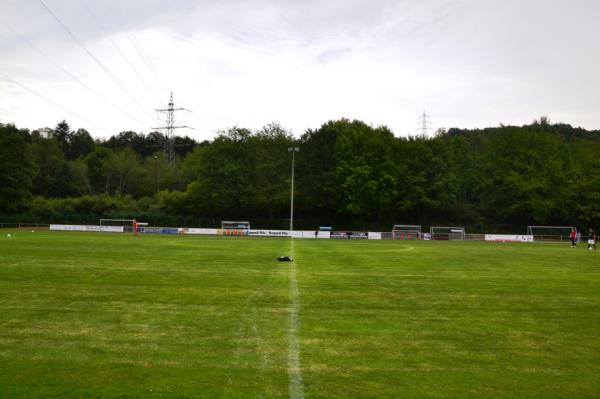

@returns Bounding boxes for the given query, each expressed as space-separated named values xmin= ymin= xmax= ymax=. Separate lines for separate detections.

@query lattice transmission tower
xmin=417 ymin=110 xmax=432 ymax=137
xmin=152 ymin=92 xmax=191 ymax=163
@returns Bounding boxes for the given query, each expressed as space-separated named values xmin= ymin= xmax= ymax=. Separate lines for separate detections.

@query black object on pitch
xmin=277 ymin=256 xmax=293 ymax=262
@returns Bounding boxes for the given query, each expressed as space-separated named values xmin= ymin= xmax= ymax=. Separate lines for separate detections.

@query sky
xmin=1 ymin=0 xmax=599 ymax=141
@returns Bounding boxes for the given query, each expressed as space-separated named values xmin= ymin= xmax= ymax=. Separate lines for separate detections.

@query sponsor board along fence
xmin=48 ymin=224 xmax=540 ymax=243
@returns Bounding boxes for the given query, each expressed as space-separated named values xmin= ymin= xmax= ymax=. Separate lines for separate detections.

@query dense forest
xmin=1 ymin=118 xmax=599 ymax=232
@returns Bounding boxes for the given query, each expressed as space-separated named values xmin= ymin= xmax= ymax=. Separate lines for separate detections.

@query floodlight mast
xmin=288 ymin=147 xmax=300 ymax=232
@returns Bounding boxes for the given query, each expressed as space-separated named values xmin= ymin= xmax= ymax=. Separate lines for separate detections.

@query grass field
xmin=1 ymin=230 xmax=599 ymax=398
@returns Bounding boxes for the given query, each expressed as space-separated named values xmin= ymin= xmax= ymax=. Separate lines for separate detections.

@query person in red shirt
xmin=133 ymin=219 xmax=139 ymax=236
xmin=569 ymin=228 xmax=577 ymax=248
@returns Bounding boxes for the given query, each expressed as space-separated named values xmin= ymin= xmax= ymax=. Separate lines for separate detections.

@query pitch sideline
xmin=288 ymin=237 xmax=304 ymax=399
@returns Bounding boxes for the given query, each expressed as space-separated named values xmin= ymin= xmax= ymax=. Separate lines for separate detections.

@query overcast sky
xmin=1 ymin=0 xmax=599 ymax=140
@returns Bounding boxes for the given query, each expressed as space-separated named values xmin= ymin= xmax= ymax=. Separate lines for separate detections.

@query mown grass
xmin=0 ymin=231 xmax=599 ymax=398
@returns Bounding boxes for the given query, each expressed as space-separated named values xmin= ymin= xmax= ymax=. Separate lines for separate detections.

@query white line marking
xmin=288 ymin=237 xmax=304 ymax=399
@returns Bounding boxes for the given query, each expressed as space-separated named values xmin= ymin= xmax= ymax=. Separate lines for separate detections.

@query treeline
xmin=1 ymin=118 xmax=599 ymax=231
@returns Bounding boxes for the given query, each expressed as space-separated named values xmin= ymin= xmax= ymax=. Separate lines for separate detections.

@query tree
xmin=104 ymin=148 xmax=143 ymax=194
xmin=69 ymin=159 xmax=93 ymax=195
xmin=84 ymin=147 xmax=112 ymax=194
xmin=393 ymin=137 xmax=459 ymax=223
xmin=0 ymin=124 xmax=35 ymax=212
xmin=332 ymin=120 xmax=399 ymax=219
xmin=477 ymin=126 xmax=570 ymax=224
xmin=296 ymin=121 xmax=342 ymax=216
xmin=143 ymin=152 xmax=171 ymax=194
xmin=173 ymin=135 xmax=197 ymax=159
xmin=570 ymin=141 xmax=600 ymax=226
xmin=31 ymin=137 xmax=72 ymax=197
xmin=184 ymin=127 xmax=254 ymax=215
xmin=67 ymin=128 xmax=95 ymax=160
xmin=248 ymin=124 xmax=295 ymax=217
xmin=52 ymin=120 xmax=71 ymax=151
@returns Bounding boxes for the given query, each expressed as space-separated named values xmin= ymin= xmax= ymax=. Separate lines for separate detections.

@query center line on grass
xmin=288 ymin=237 xmax=304 ymax=399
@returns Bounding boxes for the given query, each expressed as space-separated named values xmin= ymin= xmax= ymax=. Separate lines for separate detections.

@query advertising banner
xmin=180 ymin=228 xmax=218 ymax=235
xmin=50 ymin=224 xmax=84 ymax=231
xmin=485 ymin=234 xmax=533 ymax=242
xmin=100 ymin=226 xmax=124 ymax=233
xmin=331 ymin=231 xmax=368 ymax=239
xmin=50 ymin=224 xmax=123 ymax=233
xmin=317 ymin=231 xmax=331 ymax=239
xmin=298 ymin=231 xmax=319 ymax=239
xmin=140 ymin=227 xmax=179 ymax=235
xmin=220 ymin=229 xmax=248 ymax=236
xmin=368 ymin=232 xmax=382 ymax=240
xmin=248 ymin=230 xmax=291 ymax=237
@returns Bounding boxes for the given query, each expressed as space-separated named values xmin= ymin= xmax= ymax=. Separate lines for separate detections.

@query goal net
xmin=100 ymin=218 xmax=135 ymax=232
xmin=221 ymin=221 xmax=250 ymax=236
xmin=430 ymin=226 xmax=466 ymax=240
xmin=100 ymin=218 xmax=135 ymax=226
xmin=527 ymin=226 xmax=578 ymax=242
xmin=392 ymin=225 xmax=421 ymax=240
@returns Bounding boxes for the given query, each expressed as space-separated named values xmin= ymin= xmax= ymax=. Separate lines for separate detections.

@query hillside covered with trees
xmin=1 ymin=118 xmax=599 ymax=232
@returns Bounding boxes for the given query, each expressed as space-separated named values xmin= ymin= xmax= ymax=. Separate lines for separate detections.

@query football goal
xmin=100 ymin=218 xmax=135 ymax=226
xmin=221 ymin=221 xmax=250 ymax=236
xmin=221 ymin=221 xmax=250 ymax=230
xmin=527 ymin=226 xmax=578 ymax=242
xmin=392 ymin=225 xmax=421 ymax=240
xmin=99 ymin=219 xmax=147 ymax=232
xmin=430 ymin=226 xmax=466 ymax=240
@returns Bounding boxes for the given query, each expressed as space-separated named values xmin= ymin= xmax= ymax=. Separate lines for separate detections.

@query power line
xmin=103 ymin=0 xmax=169 ymax=95
xmin=0 ymin=21 xmax=144 ymax=126
xmin=78 ymin=0 xmax=163 ymax=104
xmin=37 ymin=0 xmax=155 ymax=122
xmin=1 ymin=72 xmax=111 ymax=135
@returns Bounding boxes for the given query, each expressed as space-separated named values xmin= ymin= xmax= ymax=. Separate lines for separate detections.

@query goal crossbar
xmin=221 ymin=221 xmax=250 ymax=230
xmin=100 ymin=219 xmax=135 ymax=225
xmin=392 ymin=225 xmax=422 ymax=240
xmin=527 ymin=225 xmax=578 ymax=242
xmin=430 ymin=226 xmax=466 ymax=240
xmin=392 ymin=225 xmax=421 ymax=231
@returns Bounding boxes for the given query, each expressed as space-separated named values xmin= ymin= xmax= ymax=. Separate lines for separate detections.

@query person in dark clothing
xmin=588 ymin=228 xmax=597 ymax=250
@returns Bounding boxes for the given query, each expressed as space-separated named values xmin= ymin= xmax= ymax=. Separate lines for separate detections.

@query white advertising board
xmin=485 ymin=234 xmax=533 ymax=243
xmin=247 ymin=230 xmax=324 ymax=238
xmin=248 ymin=230 xmax=291 ymax=237
xmin=50 ymin=224 xmax=83 ymax=231
xmin=181 ymin=228 xmax=218 ymax=235
xmin=50 ymin=224 xmax=123 ymax=233
xmin=300 ymin=231 xmax=318 ymax=238
xmin=100 ymin=226 xmax=124 ymax=233
xmin=368 ymin=232 xmax=382 ymax=240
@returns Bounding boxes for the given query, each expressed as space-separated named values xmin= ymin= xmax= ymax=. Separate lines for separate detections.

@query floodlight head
xmin=288 ymin=147 xmax=300 ymax=152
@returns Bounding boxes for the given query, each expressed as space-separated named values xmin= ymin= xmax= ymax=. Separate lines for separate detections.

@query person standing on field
xmin=133 ymin=219 xmax=139 ymax=236
xmin=570 ymin=228 xmax=577 ymax=247
xmin=588 ymin=228 xmax=597 ymax=250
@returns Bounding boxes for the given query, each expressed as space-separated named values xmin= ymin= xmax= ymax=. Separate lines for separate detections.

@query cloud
xmin=315 ymin=48 xmax=352 ymax=64
xmin=0 ymin=0 xmax=599 ymax=139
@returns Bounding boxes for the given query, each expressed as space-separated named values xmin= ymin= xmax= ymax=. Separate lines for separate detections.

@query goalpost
xmin=430 ymin=226 xmax=466 ymax=240
xmin=221 ymin=221 xmax=250 ymax=236
xmin=99 ymin=219 xmax=147 ymax=233
xmin=100 ymin=218 xmax=135 ymax=226
xmin=392 ymin=225 xmax=421 ymax=240
xmin=527 ymin=226 xmax=578 ymax=243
